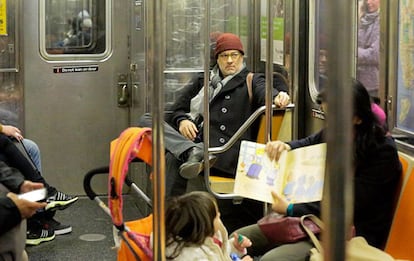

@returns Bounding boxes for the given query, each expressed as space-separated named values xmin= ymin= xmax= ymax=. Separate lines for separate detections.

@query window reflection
xmin=357 ymin=0 xmax=380 ymax=99
xmin=44 ymin=0 xmax=106 ymax=55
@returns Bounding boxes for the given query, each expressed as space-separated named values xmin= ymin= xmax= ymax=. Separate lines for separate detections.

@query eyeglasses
xmin=218 ymin=52 xmax=241 ymax=60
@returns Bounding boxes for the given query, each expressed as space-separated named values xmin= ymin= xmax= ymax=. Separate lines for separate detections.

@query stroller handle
xmin=83 ymin=166 xmax=110 ymax=200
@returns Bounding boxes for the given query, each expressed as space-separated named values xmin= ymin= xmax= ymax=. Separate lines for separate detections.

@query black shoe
xmin=26 ymin=221 xmax=55 ymax=246
xmin=179 ymin=147 xmax=216 ymax=179
xmin=45 ymin=188 xmax=78 ymax=211
xmin=42 ymin=218 xmax=72 ymax=235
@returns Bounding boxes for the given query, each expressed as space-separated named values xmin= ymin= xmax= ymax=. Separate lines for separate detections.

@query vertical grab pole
xmin=265 ymin=0 xmax=274 ymax=142
xmin=147 ymin=0 xmax=166 ymax=260
xmin=322 ymin=0 xmax=354 ymax=260
xmin=263 ymin=0 xmax=275 ymax=215
xmin=202 ymin=0 xmax=211 ymax=179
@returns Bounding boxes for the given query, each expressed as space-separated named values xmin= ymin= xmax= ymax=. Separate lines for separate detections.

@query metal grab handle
xmin=83 ymin=166 xmax=109 ymax=200
xmin=205 ymin=104 xmax=294 ymax=200
xmin=118 ymin=85 xmax=129 ymax=106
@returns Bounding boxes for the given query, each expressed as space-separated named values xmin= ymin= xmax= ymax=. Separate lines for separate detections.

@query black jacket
xmin=287 ymin=130 xmax=401 ymax=249
xmin=169 ymin=68 xmax=281 ymax=175
xmin=0 ymin=161 xmax=24 ymax=235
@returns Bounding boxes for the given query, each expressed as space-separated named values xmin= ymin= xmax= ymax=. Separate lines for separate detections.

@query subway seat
xmin=209 ymin=110 xmax=291 ymax=194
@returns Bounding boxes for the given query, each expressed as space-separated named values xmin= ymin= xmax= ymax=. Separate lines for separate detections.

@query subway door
xmin=22 ymin=0 xmax=136 ymax=195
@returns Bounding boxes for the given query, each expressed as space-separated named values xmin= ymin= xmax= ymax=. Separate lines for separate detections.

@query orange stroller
xmin=84 ymin=127 xmax=154 ymax=261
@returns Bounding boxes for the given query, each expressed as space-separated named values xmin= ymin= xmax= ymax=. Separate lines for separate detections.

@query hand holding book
xmin=234 ymin=141 xmax=326 ymax=204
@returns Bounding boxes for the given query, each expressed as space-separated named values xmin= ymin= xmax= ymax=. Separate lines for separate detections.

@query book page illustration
xmin=234 ymin=141 xmax=326 ymax=204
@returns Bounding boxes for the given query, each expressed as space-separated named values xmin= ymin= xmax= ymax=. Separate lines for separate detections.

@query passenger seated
xmin=0 ymin=162 xmax=46 ymax=261
xmin=0 ymin=134 xmax=78 ymax=245
xmin=165 ymin=191 xmax=253 ymax=260
xmin=232 ymin=79 xmax=401 ymax=260
xmin=138 ymin=33 xmax=290 ymax=197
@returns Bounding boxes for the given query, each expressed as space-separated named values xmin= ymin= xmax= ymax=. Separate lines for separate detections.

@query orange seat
xmin=385 ymin=153 xmax=414 ymax=260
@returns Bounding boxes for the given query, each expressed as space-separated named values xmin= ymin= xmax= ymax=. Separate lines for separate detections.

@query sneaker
xmin=26 ymin=224 xmax=55 ymax=246
xmin=43 ymin=218 xmax=72 ymax=235
xmin=45 ymin=190 xmax=78 ymax=211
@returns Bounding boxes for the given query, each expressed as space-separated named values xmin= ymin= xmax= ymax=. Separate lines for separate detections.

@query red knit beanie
xmin=214 ymin=33 xmax=244 ymax=58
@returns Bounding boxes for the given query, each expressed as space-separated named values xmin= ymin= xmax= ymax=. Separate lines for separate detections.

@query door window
xmin=41 ymin=0 xmax=109 ymax=58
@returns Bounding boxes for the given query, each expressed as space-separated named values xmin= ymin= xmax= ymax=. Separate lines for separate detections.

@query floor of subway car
xmin=26 ymin=195 xmax=148 ymax=261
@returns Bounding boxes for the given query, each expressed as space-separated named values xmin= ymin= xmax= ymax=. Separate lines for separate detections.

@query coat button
xmin=220 ymin=125 xmax=226 ymax=131
xmin=225 ymin=95 xmax=230 ymax=100
xmin=219 ymin=138 xmax=226 ymax=144
xmin=221 ymin=107 xmax=227 ymax=113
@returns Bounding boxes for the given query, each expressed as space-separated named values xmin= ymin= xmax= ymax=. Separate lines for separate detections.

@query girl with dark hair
xmin=232 ymin=79 xmax=401 ymax=260
xmin=165 ymin=191 xmax=253 ymax=260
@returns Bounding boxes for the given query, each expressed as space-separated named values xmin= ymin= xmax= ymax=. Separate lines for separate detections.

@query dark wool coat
xmin=0 ymin=161 xmax=24 ymax=235
xmin=169 ymin=67 xmax=281 ymax=175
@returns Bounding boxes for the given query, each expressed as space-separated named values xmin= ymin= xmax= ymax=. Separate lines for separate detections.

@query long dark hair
xmin=165 ymin=191 xmax=218 ymax=259
xmin=353 ymin=79 xmax=386 ymax=161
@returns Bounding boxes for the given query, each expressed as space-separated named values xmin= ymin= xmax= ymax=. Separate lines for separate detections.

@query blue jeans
xmin=22 ymin=138 xmax=42 ymax=172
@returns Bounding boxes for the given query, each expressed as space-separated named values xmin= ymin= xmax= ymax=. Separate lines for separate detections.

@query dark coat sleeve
xmin=0 ymin=161 xmax=24 ymax=193
xmin=287 ymin=129 xmax=325 ymax=150
xmin=291 ymin=201 xmax=321 ymax=217
xmin=169 ymin=73 xmax=204 ymax=128
xmin=0 ymin=197 xmax=21 ymax=235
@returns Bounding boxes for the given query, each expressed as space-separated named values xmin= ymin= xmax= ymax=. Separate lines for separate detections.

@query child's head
xmin=166 ymin=191 xmax=219 ymax=248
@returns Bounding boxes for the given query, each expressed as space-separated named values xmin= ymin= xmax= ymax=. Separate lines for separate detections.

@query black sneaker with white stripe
xmin=26 ymin=221 xmax=55 ymax=246
xmin=45 ymin=187 xmax=78 ymax=211
xmin=42 ymin=218 xmax=72 ymax=235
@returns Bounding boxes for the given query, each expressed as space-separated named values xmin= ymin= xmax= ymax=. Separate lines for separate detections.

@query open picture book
xmin=234 ymin=141 xmax=326 ymax=204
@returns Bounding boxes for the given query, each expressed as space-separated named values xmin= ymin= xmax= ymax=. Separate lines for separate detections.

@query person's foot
xmin=26 ymin=221 xmax=55 ymax=246
xmin=179 ymin=147 xmax=216 ymax=179
xmin=45 ymin=188 xmax=78 ymax=211
xmin=42 ymin=218 xmax=72 ymax=235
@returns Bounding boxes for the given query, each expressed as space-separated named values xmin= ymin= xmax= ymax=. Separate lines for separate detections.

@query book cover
xmin=233 ymin=141 xmax=326 ymax=204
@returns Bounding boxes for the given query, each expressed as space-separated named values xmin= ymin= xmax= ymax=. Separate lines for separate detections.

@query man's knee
xmin=137 ymin=113 xmax=153 ymax=128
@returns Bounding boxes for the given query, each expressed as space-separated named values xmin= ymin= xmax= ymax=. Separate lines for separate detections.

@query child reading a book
xmin=232 ymin=79 xmax=401 ymax=260
xmin=165 ymin=191 xmax=253 ymax=261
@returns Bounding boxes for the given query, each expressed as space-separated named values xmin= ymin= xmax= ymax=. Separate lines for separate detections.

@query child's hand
xmin=232 ymin=233 xmax=252 ymax=253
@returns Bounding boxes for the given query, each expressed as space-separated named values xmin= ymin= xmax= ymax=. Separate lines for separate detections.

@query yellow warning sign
xmin=0 ymin=0 xmax=7 ymax=36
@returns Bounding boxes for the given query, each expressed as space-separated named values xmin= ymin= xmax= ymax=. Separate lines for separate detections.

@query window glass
xmin=356 ymin=0 xmax=380 ymax=99
xmin=308 ymin=0 xmax=326 ymax=103
xmin=396 ymin=1 xmax=414 ymax=133
xmin=43 ymin=0 xmax=106 ymax=55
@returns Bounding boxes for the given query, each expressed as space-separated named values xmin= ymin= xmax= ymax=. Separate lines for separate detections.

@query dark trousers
xmin=138 ymin=113 xmax=203 ymax=196
xmin=0 ymin=134 xmax=48 ymax=189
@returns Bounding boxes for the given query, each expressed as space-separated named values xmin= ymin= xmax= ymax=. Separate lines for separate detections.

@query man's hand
xmin=19 ymin=180 xmax=45 ymax=193
xmin=179 ymin=119 xmax=199 ymax=141
xmin=274 ymin=91 xmax=290 ymax=108
xmin=265 ymin=140 xmax=291 ymax=161
xmin=1 ymin=124 xmax=24 ymax=140
xmin=7 ymin=192 xmax=47 ymax=219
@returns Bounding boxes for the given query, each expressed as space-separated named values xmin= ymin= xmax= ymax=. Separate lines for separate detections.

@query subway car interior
xmin=0 ymin=0 xmax=413 ymax=260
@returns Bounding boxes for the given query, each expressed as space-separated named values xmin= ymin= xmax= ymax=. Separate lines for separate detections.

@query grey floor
xmin=26 ymin=195 xmax=149 ymax=261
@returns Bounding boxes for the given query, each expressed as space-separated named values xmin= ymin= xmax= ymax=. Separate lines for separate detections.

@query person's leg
xmin=138 ymin=113 xmax=199 ymax=157
xmin=260 ymin=240 xmax=313 ymax=261
xmin=138 ymin=113 xmax=212 ymax=179
xmin=21 ymin=139 xmax=42 ymax=172
xmin=0 ymin=134 xmax=47 ymax=186
xmin=0 ymin=134 xmax=78 ymax=212
xmin=165 ymin=152 xmax=188 ymax=197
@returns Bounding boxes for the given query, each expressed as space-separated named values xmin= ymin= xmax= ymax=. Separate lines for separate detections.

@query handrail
xmin=204 ymin=104 xmax=294 ymax=199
